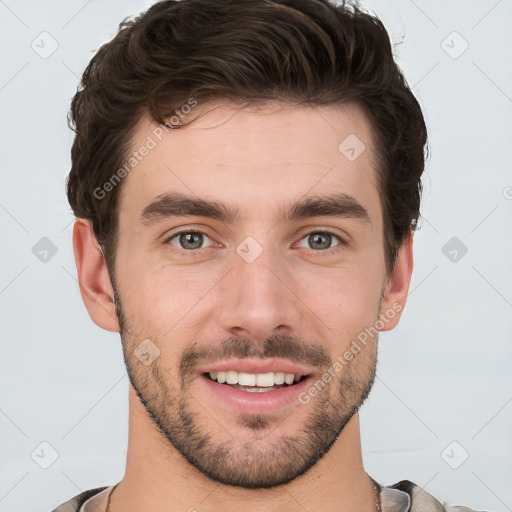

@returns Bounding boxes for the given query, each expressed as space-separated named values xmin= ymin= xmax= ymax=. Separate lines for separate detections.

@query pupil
xmin=310 ymin=233 xmax=330 ymax=250
xmin=181 ymin=232 xmax=202 ymax=249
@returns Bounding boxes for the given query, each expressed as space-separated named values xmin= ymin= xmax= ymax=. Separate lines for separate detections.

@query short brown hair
xmin=66 ymin=0 xmax=428 ymax=278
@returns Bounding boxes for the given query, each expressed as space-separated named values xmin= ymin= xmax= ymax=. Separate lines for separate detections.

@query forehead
xmin=118 ymin=100 xmax=381 ymax=229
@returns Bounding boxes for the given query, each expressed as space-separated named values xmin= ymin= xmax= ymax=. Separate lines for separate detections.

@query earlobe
xmin=379 ymin=231 xmax=414 ymax=331
xmin=72 ymin=219 xmax=120 ymax=332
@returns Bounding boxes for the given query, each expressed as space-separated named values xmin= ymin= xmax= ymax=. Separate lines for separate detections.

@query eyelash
xmin=164 ymin=229 xmax=347 ymax=257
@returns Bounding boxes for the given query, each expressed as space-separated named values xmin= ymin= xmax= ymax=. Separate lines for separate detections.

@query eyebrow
xmin=139 ymin=192 xmax=371 ymax=226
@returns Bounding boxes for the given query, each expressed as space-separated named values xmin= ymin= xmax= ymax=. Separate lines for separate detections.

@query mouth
xmin=203 ymin=370 xmax=308 ymax=393
xmin=196 ymin=360 xmax=314 ymax=414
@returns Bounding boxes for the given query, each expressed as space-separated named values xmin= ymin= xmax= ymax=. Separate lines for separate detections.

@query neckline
xmin=78 ymin=482 xmax=412 ymax=512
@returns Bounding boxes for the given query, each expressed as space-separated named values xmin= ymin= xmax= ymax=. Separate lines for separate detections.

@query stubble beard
xmin=115 ymin=293 xmax=378 ymax=489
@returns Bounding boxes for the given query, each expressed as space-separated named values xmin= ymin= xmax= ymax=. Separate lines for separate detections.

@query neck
xmin=112 ymin=386 xmax=377 ymax=512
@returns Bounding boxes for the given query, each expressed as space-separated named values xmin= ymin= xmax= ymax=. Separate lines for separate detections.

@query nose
xmin=217 ymin=240 xmax=302 ymax=342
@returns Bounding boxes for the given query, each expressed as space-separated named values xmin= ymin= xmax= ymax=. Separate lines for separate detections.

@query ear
xmin=378 ymin=231 xmax=414 ymax=331
xmin=72 ymin=219 xmax=120 ymax=332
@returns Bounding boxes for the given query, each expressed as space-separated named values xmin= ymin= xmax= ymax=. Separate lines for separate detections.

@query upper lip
xmin=196 ymin=358 xmax=313 ymax=377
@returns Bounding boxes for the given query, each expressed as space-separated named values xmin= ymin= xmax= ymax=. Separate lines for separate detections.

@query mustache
xmin=180 ymin=334 xmax=332 ymax=382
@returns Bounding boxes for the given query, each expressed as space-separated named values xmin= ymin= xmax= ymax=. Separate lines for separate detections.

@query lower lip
xmin=199 ymin=374 xmax=312 ymax=414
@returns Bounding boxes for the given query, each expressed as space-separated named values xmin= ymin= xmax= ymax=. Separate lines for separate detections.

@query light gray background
xmin=0 ymin=1 xmax=511 ymax=511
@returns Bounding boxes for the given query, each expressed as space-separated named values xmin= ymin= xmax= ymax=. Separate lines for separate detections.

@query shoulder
xmin=388 ymin=480 xmax=490 ymax=512
xmin=51 ymin=487 xmax=109 ymax=512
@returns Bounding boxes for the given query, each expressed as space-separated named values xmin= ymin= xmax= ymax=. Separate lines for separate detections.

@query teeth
xmin=226 ymin=371 xmax=238 ymax=384
xmin=274 ymin=372 xmax=285 ymax=385
xmin=284 ymin=373 xmax=295 ymax=385
xmin=256 ymin=373 xmax=274 ymax=387
xmin=238 ymin=372 xmax=256 ymax=386
xmin=208 ymin=371 xmax=302 ymax=387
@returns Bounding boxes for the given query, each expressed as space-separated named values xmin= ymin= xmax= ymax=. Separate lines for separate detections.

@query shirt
xmin=50 ymin=479 xmax=489 ymax=511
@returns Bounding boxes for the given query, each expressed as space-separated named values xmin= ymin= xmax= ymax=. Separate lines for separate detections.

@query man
xmin=53 ymin=0 xmax=485 ymax=510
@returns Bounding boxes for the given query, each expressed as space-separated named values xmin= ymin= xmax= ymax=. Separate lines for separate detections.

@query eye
xmin=164 ymin=229 xmax=346 ymax=255
xmin=297 ymin=230 xmax=344 ymax=252
xmin=166 ymin=230 xmax=214 ymax=251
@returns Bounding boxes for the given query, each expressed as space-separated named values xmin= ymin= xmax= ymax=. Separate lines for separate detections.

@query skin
xmin=73 ymin=100 xmax=413 ymax=512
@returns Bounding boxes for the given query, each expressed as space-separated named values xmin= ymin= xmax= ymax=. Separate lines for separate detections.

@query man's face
xmin=112 ymin=101 xmax=391 ymax=488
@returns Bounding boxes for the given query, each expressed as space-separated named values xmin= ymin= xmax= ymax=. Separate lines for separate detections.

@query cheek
xmin=296 ymin=264 xmax=382 ymax=345
xmin=117 ymin=257 xmax=221 ymax=336
xmin=116 ymin=270 xmax=201 ymax=376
